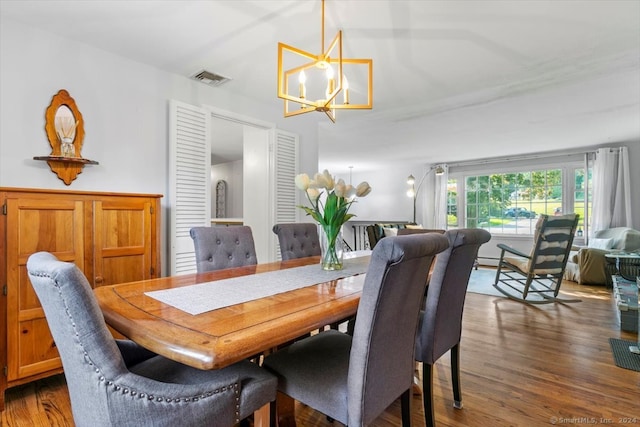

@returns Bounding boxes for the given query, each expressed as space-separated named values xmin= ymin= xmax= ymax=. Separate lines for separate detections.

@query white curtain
xmin=590 ymin=147 xmax=632 ymax=233
xmin=432 ymin=164 xmax=449 ymax=229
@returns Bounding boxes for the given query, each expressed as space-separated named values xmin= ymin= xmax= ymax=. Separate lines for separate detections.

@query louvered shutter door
xmin=272 ymin=129 xmax=299 ymax=260
xmin=169 ymin=100 xmax=211 ymax=275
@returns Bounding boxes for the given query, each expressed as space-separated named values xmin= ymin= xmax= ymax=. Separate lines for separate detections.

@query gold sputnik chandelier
xmin=277 ymin=0 xmax=373 ymax=122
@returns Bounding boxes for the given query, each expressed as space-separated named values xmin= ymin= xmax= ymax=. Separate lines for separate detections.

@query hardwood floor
xmin=2 ymin=280 xmax=638 ymax=426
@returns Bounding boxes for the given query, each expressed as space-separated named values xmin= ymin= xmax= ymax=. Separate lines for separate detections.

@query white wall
xmin=329 ymin=166 xmax=424 ymax=223
xmin=211 ymin=160 xmax=243 ymax=219
xmin=327 ymin=165 xmax=425 ymax=250
xmin=242 ymin=127 xmax=274 ymax=263
xmin=0 ymin=18 xmax=319 ymax=274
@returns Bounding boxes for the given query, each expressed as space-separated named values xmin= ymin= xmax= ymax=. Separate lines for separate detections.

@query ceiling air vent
xmin=190 ymin=70 xmax=231 ymax=87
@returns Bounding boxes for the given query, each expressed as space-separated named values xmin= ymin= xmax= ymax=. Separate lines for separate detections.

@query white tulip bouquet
xmin=295 ymin=170 xmax=372 ymax=269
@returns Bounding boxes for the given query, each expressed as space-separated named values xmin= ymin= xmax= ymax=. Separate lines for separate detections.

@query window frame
xmin=447 ymin=160 xmax=590 ymax=238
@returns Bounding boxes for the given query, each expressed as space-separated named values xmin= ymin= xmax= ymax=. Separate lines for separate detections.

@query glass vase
xmin=320 ymin=225 xmax=344 ymax=270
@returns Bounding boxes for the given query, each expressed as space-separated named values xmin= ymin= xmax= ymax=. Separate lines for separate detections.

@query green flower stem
xmin=321 ymin=224 xmax=342 ymax=269
xmin=298 ymin=189 xmax=356 ymax=270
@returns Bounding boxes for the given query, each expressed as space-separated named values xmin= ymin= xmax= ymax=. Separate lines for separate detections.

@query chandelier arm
xmin=324 ymin=108 xmax=336 ymax=123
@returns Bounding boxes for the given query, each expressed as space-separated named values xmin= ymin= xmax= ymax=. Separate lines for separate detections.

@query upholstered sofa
xmin=564 ymin=227 xmax=640 ymax=285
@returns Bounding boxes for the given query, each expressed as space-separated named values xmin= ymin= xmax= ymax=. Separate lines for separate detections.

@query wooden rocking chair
xmin=494 ymin=213 xmax=580 ymax=304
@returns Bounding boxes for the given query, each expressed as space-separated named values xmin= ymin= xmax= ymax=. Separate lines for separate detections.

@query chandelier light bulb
xmin=325 ymin=65 xmax=334 ymax=79
xmin=343 ymin=75 xmax=349 ymax=104
xmin=298 ymin=70 xmax=307 ymax=99
xmin=325 ymin=65 xmax=335 ymax=100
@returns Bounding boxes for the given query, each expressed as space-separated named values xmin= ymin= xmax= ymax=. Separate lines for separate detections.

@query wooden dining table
xmin=94 ymin=254 xmax=369 ymax=426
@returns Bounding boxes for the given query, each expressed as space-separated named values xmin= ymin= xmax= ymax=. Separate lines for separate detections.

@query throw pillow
xmin=383 ymin=227 xmax=398 ymax=237
xmin=588 ymin=237 xmax=614 ymax=250
xmin=405 ymin=224 xmax=423 ymax=229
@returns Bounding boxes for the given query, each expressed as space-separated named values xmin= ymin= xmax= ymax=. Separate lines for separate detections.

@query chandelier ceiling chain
xmin=277 ymin=0 xmax=373 ymax=123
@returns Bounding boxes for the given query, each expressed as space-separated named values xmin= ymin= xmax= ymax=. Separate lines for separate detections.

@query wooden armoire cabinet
xmin=0 ymin=188 xmax=162 ymax=410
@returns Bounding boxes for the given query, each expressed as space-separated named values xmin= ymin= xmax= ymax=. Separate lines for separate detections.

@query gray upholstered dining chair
xmin=272 ymin=223 xmax=321 ymax=260
xmin=27 ymin=251 xmax=277 ymax=427
xmin=263 ymin=233 xmax=450 ymax=426
xmin=274 ymin=222 xmax=347 ymax=332
xmin=190 ymin=225 xmax=258 ymax=273
xmin=415 ymin=228 xmax=491 ymax=427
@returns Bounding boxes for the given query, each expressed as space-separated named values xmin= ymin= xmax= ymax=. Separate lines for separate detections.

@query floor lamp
xmin=406 ymin=165 xmax=445 ymax=224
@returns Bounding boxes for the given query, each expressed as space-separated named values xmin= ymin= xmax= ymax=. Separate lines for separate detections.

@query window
xmin=448 ymin=163 xmax=591 ymax=236
xmin=446 ymin=178 xmax=458 ymax=228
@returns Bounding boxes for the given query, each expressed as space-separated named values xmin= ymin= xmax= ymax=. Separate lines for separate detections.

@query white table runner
xmin=146 ymin=252 xmax=371 ymax=315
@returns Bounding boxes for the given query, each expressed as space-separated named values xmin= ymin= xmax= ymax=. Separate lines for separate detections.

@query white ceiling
xmin=3 ymin=0 xmax=639 ymax=172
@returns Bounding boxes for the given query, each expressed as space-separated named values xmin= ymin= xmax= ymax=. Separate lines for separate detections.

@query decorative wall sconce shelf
xmin=33 ymin=155 xmax=99 ymax=186
xmin=33 ymin=156 xmax=99 ymax=165
xmin=39 ymin=89 xmax=98 ymax=185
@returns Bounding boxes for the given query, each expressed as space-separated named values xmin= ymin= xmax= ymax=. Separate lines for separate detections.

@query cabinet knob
xmin=95 ymin=276 xmax=104 ymax=285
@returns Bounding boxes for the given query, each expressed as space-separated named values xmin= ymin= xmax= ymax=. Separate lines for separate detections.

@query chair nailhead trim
xmin=30 ymin=272 xmax=241 ymax=411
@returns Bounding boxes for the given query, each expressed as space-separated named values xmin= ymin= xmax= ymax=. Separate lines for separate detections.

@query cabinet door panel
xmin=16 ymin=318 xmax=60 ymax=379
xmin=17 ymin=205 xmax=83 ymax=261
xmin=94 ymin=199 xmax=152 ymax=287
xmin=18 ymin=268 xmax=40 ymax=312
xmin=6 ymin=197 xmax=84 ymax=381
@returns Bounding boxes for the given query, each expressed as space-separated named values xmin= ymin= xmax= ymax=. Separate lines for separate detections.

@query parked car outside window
xmin=504 ymin=207 xmax=537 ymax=218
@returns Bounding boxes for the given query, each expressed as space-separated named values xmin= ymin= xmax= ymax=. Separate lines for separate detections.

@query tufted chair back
xmin=416 ymin=228 xmax=492 ymax=364
xmin=272 ymin=223 xmax=321 ymax=260
xmin=415 ymin=228 xmax=492 ymax=427
xmin=26 ymin=251 xmax=279 ymax=427
xmin=190 ymin=226 xmax=258 ymax=273
xmin=262 ymin=233 xmax=450 ymax=427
